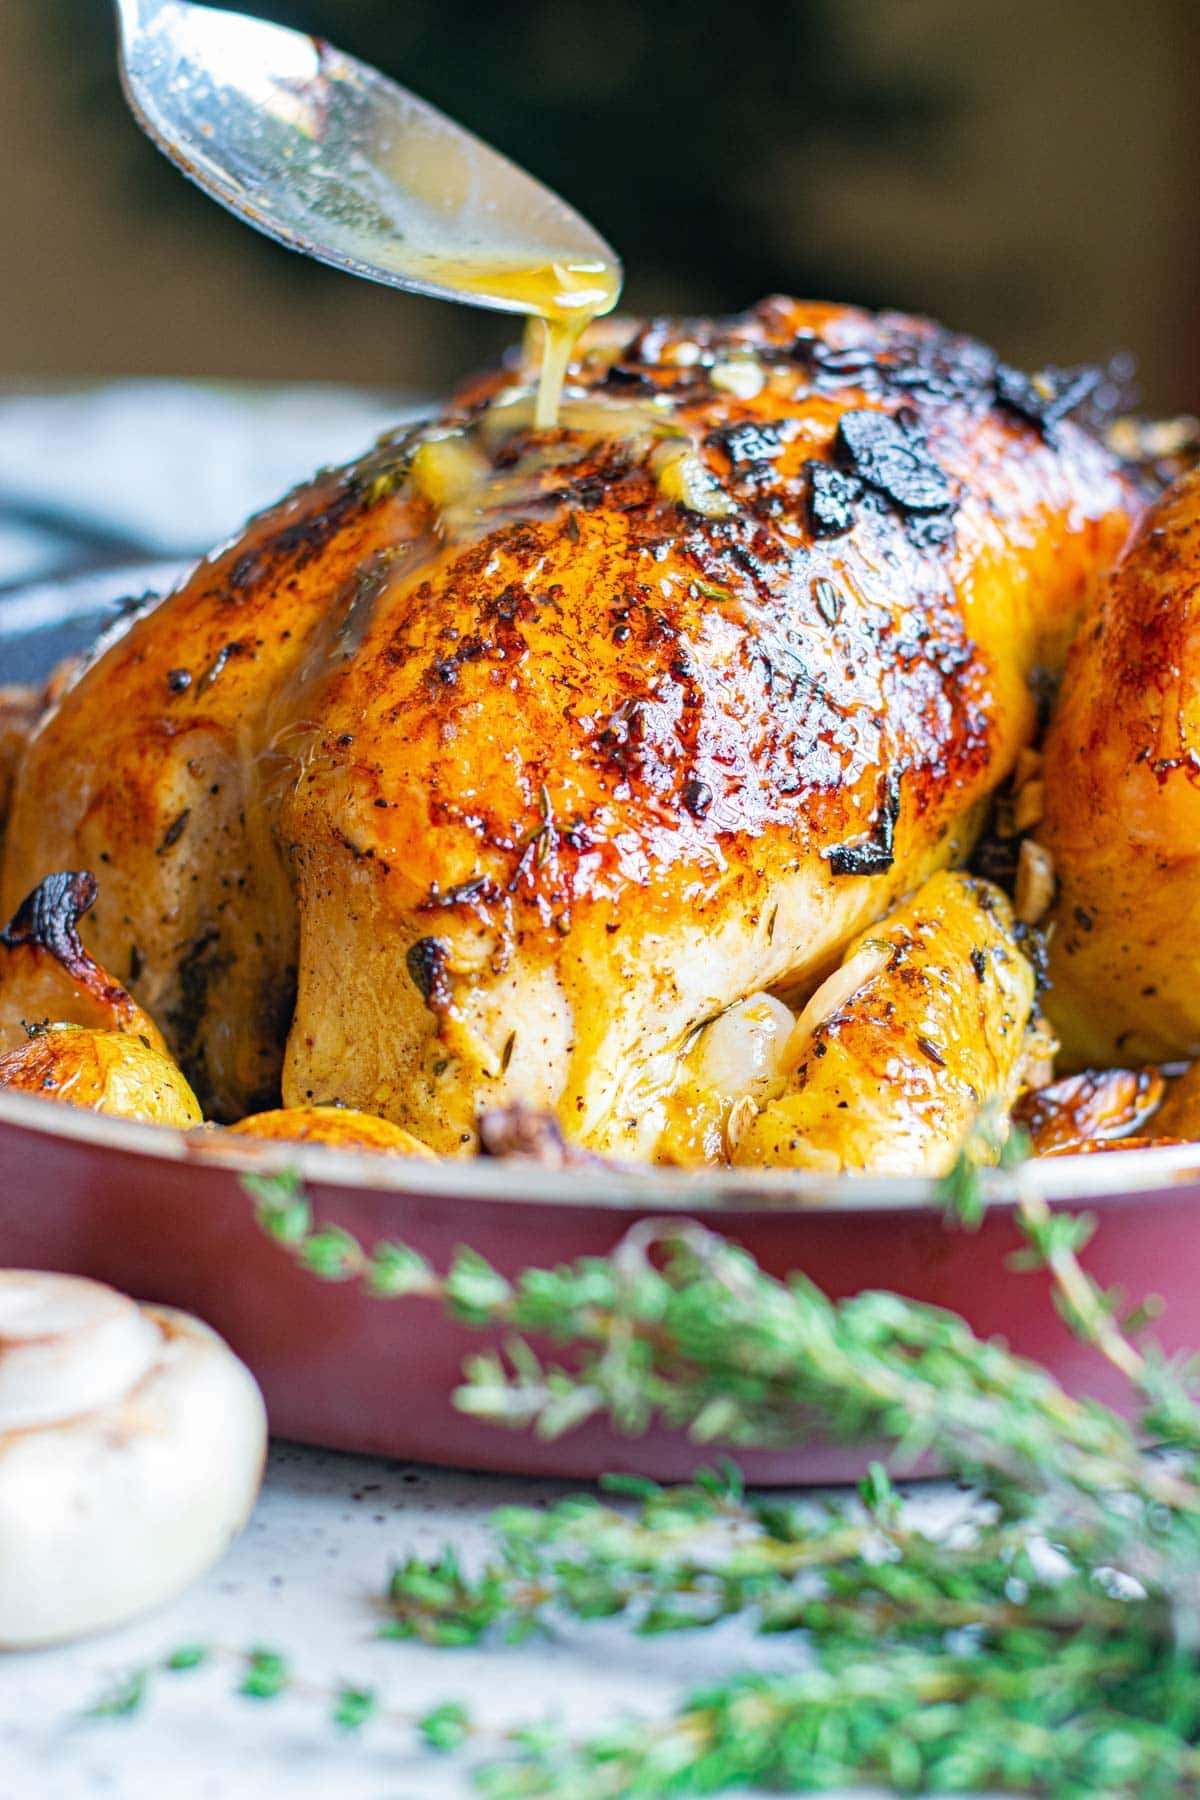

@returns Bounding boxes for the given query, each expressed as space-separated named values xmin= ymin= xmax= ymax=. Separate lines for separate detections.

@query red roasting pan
xmin=3 ymin=1088 xmax=1199 ymax=1485
xmin=3 ymin=565 xmax=1199 ymax=1484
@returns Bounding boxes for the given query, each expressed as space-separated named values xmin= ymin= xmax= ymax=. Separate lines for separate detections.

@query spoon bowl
xmin=113 ymin=0 xmax=622 ymax=322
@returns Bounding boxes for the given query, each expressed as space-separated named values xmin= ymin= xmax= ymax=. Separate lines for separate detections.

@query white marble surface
xmin=1 ymin=1440 xmax=946 ymax=1800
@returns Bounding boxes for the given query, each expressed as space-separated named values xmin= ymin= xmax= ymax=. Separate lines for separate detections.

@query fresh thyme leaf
xmin=238 ymin=1647 xmax=290 ymax=1701
xmin=444 ymin=1250 xmax=514 ymax=1325
xmin=243 ymin=1169 xmax=312 ymax=1246
xmin=85 ymin=1669 xmax=148 ymax=1719
xmin=367 ymin=1240 xmax=436 ymax=1298
xmin=418 ymin=1700 xmax=472 ymax=1752
xmin=297 ymin=1226 xmax=361 ymax=1281
xmin=331 ymin=1685 xmax=377 ymax=1732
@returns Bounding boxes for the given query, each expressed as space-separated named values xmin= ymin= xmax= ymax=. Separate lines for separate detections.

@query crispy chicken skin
xmin=1041 ymin=470 xmax=1200 ymax=1066
xmin=2 ymin=300 xmax=1136 ymax=1150
xmin=732 ymin=871 xmax=1036 ymax=1175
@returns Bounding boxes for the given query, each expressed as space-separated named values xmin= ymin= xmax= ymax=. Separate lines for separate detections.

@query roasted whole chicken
xmin=0 ymin=296 xmax=1174 ymax=1171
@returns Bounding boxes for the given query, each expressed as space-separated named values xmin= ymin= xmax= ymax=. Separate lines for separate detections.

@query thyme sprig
xmin=86 ymin=1641 xmax=467 ymax=1747
xmin=88 ymin=1143 xmax=1200 ymax=1797
xmin=940 ymin=1107 xmax=1178 ymax=1397
xmin=86 ymin=1622 xmax=1200 ymax=1798
xmin=247 ymin=1165 xmax=1200 ymax=1570
xmin=944 ymin=1108 xmax=1200 ymax=1464
xmin=473 ymin=1651 xmax=1200 ymax=1799
xmin=383 ymin=1462 xmax=1167 ymax=1649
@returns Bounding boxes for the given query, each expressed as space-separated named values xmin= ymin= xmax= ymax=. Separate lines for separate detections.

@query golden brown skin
xmin=732 ymin=871 xmax=1036 ymax=1175
xmin=229 ymin=1104 xmax=434 ymax=1156
xmin=2 ymin=301 xmax=1137 ymax=1151
xmin=1041 ymin=470 xmax=1200 ymax=1065
xmin=0 ymin=1026 xmax=202 ymax=1127
xmin=0 ymin=666 xmax=79 ymax=853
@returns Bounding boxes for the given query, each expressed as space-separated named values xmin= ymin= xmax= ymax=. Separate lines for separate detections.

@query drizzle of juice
xmin=401 ymin=251 xmax=622 ymax=428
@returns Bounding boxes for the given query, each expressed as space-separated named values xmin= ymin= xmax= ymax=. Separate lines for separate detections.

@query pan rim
xmin=2 ymin=1084 xmax=1198 ymax=1215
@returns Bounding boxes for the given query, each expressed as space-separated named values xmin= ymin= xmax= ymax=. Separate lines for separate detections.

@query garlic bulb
xmin=0 ymin=1272 xmax=266 ymax=1648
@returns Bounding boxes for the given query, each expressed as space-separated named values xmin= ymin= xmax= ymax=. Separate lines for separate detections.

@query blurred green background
xmin=3 ymin=0 xmax=1199 ymax=407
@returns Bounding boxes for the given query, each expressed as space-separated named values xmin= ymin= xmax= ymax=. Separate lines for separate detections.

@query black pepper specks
xmin=166 ymin=668 xmax=192 ymax=694
xmin=195 ymin=640 xmax=244 ymax=696
xmin=156 ymin=809 xmax=190 ymax=855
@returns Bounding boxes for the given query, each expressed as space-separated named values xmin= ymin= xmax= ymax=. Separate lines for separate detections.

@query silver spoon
xmin=113 ymin=0 xmax=622 ymax=328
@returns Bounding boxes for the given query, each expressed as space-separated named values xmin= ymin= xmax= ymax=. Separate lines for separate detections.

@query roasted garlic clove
xmin=656 ymin=993 xmax=796 ymax=1167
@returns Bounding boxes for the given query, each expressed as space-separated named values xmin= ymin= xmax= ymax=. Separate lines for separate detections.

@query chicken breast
xmin=1040 ymin=469 xmax=1200 ymax=1065
xmin=1 ymin=300 xmax=1137 ymax=1150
